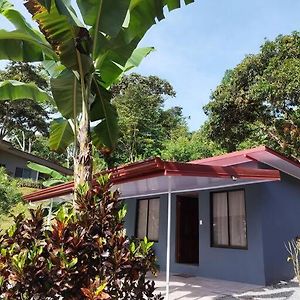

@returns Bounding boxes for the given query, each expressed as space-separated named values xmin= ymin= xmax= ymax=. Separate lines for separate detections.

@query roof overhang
xmin=24 ymin=157 xmax=280 ymax=202
xmin=191 ymin=146 xmax=300 ymax=180
xmin=0 ymin=140 xmax=72 ymax=175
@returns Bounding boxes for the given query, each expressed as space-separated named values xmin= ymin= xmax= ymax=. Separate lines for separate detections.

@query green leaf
xmin=51 ymin=69 xmax=82 ymax=119
xmin=0 ymin=0 xmax=46 ymax=42
xmin=43 ymin=179 xmax=66 ymax=187
xmin=93 ymin=0 xmax=193 ymax=87
xmin=54 ymin=0 xmax=83 ymax=26
xmin=0 ymin=80 xmax=52 ymax=102
xmin=49 ymin=118 xmax=74 ymax=153
xmin=90 ymin=75 xmax=112 ymax=121
xmin=24 ymin=0 xmax=92 ymax=72
xmin=56 ymin=205 xmax=66 ymax=222
xmin=27 ymin=162 xmax=65 ymax=180
xmin=130 ymin=242 xmax=136 ymax=254
xmin=36 ymin=0 xmax=51 ymax=11
xmin=123 ymin=47 xmax=154 ymax=72
xmin=95 ymin=45 xmax=154 ymax=87
xmin=166 ymin=0 xmax=180 ymax=10
xmin=95 ymin=281 xmax=107 ymax=295
xmin=0 ymin=29 xmax=57 ymax=62
xmin=77 ymin=0 xmax=130 ymax=45
xmin=67 ymin=257 xmax=78 ymax=269
xmin=184 ymin=0 xmax=195 ymax=4
xmin=90 ymin=76 xmax=119 ymax=151
xmin=43 ymin=60 xmax=66 ymax=78
xmin=92 ymin=118 xmax=119 ymax=152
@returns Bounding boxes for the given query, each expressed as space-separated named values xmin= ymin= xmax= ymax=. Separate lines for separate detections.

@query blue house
xmin=25 ymin=146 xmax=300 ymax=288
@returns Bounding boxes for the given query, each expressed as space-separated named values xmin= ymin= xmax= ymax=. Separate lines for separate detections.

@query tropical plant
xmin=0 ymin=0 xmax=194 ymax=193
xmin=27 ymin=161 xmax=69 ymax=187
xmin=0 ymin=176 xmax=162 ymax=299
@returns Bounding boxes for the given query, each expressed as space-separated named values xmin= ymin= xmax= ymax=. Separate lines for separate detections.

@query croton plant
xmin=0 ymin=176 xmax=163 ymax=299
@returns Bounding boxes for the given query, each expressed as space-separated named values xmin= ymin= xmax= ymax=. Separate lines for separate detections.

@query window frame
xmin=135 ymin=197 xmax=160 ymax=243
xmin=210 ymin=189 xmax=248 ymax=250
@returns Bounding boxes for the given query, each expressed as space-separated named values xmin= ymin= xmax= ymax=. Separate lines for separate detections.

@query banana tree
xmin=0 ymin=0 xmax=194 ymax=192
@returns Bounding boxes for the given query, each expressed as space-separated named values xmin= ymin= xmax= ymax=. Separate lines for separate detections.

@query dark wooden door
xmin=176 ymin=196 xmax=199 ymax=264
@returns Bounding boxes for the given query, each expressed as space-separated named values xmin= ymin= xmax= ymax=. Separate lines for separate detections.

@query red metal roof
xmin=190 ymin=146 xmax=300 ymax=168
xmin=24 ymin=154 xmax=281 ymax=203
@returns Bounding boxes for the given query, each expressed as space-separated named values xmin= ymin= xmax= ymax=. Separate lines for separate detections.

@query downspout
xmin=166 ymin=176 xmax=172 ymax=300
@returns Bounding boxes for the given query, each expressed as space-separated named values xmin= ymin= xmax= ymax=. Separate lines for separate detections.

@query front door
xmin=176 ymin=196 xmax=199 ymax=265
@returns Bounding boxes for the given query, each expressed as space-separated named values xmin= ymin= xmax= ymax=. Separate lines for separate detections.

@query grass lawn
xmin=0 ymin=187 xmax=42 ymax=231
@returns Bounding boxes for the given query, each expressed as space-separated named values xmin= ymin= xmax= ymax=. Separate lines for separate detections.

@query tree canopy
xmin=110 ymin=74 xmax=186 ymax=165
xmin=204 ymin=32 xmax=300 ymax=160
xmin=161 ymin=123 xmax=224 ymax=162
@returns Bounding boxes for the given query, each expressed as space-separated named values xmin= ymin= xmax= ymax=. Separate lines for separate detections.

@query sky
xmin=3 ymin=0 xmax=300 ymax=131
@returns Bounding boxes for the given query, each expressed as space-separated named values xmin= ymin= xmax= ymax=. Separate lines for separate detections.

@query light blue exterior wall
xmin=124 ymin=174 xmax=300 ymax=285
xmin=260 ymin=173 xmax=300 ymax=285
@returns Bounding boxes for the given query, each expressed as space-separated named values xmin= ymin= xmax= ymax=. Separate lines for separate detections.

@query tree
xmin=0 ymin=62 xmax=50 ymax=152
xmin=110 ymin=73 xmax=186 ymax=165
xmin=161 ymin=123 xmax=224 ymax=162
xmin=0 ymin=0 xmax=194 ymax=192
xmin=204 ymin=32 xmax=300 ymax=160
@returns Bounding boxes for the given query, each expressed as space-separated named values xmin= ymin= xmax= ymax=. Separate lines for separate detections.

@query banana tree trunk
xmin=74 ymin=74 xmax=93 ymax=194
xmin=74 ymin=118 xmax=93 ymax=192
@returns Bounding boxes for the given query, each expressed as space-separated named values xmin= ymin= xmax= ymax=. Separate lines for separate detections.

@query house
xmin=0 ymin=140 xmax=72 ymax=180
xmin=24 ymin=146 xmax=300 ymax=287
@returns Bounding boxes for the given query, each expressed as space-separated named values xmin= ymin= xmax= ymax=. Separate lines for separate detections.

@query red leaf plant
xmin=0 ymin=175 xmax=163 ymax=299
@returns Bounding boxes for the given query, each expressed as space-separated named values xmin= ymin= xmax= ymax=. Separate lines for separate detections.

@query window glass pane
xmin=147 ymin=198 xmax=160 ymax=241
xmin=212 ymin=192 xmax=229 ymax=246
xmin=15 ymin=167 xmax=23 ymax=178
xmin=229 ymin=190 xmax=247 ymax=247
xmin=22 ymin=168 xmax=32 ymax=179
xmin=137 ymin=200 xmax=148 ymax=239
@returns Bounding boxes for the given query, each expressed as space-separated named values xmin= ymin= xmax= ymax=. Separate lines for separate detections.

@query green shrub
xmin=0 ymin=176 xmax=162 ymax=299
xmin=0 ymin=168 xmax=22 ymax=214
xmin=15 ymin=178 xmax=44 ymax=189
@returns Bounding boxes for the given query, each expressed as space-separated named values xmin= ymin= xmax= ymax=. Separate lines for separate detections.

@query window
xmin=15 ymin=167 xmax=32 ymax=179
xmin=136 ymin=198 xmax=160 ymax=241
xmin=211 ymin=190 xmax=247 ymax=249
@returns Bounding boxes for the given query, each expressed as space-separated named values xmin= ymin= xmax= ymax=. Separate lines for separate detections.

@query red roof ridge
xmin=189 ymin=145 xmax=268 ymax=165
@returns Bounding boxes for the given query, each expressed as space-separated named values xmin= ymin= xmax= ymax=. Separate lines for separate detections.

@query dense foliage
xmin=205 ymin=32 xmax=300 ymax=160
xmin=110 ymin=74 xmax=186 ymax=165
xmin=0 ymin=167 xmax=22 ymax=214
xmin=161 ymin=124 xmax=224 ymax=162
xmin=0 ymin=177 xmax=162 ymax=299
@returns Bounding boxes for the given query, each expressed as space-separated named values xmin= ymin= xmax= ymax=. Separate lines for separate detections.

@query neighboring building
xmin=24 ymin=146 xmax=300 ymax=286
xmin=0 ymin=140 xmax=72 ymax=180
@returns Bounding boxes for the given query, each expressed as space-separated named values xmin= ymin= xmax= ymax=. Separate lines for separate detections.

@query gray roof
xmin=0 ymin=140 xmax=72 ymax=176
